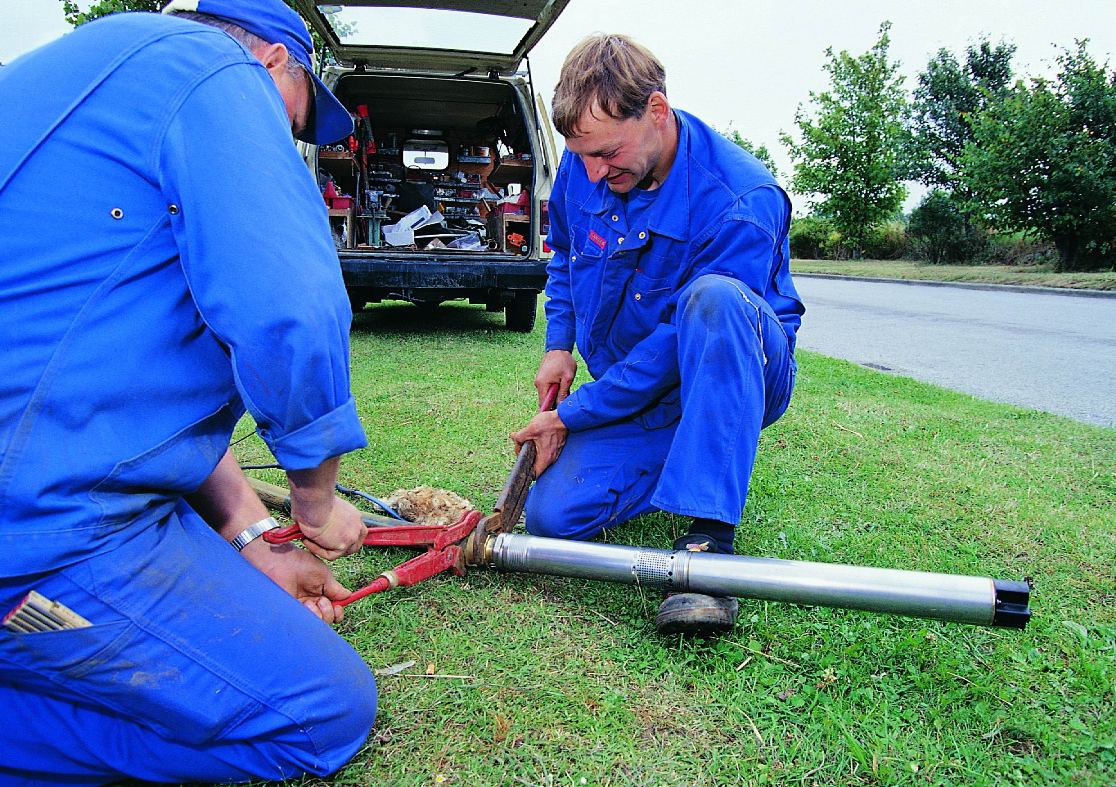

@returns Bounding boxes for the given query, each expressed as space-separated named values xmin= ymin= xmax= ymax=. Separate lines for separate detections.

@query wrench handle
xmin=539 ymin=382 xmax=559 ymax=412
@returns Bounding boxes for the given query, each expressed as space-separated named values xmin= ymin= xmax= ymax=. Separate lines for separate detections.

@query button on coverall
xmin=0 ymin=14 xmax=374 ymax=783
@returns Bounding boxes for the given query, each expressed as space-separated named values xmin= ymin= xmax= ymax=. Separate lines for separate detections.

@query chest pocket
xmin=573 ymin=225 xmax=608 ymax=261
xmin=631 ymin=269 xmax=675 ymax=313
xmin=568 ymin=225 xmax=609 ymax=326
xmin=614 ymin=269 xmax=675 ymax=351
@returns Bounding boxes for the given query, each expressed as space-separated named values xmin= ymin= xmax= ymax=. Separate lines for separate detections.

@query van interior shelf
xmin=315 ymin=75 xmax=541 ymax=255
xmin=488 ymin=158 xmax=532 ymax=185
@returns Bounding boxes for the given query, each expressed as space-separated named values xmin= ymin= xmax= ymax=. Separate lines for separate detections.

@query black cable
xmin=229 ymin=431 xmax=255 ymax=448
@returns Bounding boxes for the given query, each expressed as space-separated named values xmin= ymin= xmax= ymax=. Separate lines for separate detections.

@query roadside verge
xmin=794 ymin=271 xmax=1116 ymax=299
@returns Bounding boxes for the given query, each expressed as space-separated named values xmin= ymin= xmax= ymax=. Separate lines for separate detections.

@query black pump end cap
xmin=992 ymin=578 xmax=1031 ymax=629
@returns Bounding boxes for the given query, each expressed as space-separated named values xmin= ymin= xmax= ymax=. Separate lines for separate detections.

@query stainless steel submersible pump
xmin=486 ymin=533 xmax=1031 ymax=628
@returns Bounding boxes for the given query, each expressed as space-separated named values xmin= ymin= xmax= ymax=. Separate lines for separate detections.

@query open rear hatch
xmin=292 ymin=0 xmax=571 ymax=74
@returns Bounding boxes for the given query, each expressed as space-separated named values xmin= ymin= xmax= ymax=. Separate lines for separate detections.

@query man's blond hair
xmin=551 ymin=34 xmax=666 ymax=138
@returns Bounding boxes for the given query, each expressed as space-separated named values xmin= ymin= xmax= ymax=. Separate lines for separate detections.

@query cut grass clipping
xmin=233 ymin=302 xmax=1115 ymax=786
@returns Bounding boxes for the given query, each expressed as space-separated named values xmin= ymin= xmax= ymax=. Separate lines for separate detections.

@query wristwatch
xmin=230 ymin=516 xmax=281 ymax=551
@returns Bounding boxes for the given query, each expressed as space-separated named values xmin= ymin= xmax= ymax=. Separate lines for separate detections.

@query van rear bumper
xmin=339 ymin=254 xmax=548 ymax=291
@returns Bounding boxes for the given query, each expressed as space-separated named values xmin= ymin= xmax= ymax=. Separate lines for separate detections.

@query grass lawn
xmin=791 ymin=259 xmax=1116 ymax=292
xmin=235 ymin=302 xmax=1115 ymax=786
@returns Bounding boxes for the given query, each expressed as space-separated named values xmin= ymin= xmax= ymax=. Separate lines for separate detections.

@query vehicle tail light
xmin=540 ymin=200 xmax=551 ymax=252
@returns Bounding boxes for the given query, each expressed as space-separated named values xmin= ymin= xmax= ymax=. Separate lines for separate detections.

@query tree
xmin=781 ymin=22 xmax=908 ymax=257
xmin=60 ymin=0 xmax=161 ymax=27
xmin=962 ymin=42 xmax=1116 ymax=271
xmin=60 ymin=0 xmax=353 ymax=69
xmin=907 ymin=38 xmax=1016 ymax=190
xmin=719 ymin=128 xmax=779 ymax=178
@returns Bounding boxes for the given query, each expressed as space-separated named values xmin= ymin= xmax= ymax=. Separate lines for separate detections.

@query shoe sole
xmin=656 ymin=593 xmax=739 ymax=636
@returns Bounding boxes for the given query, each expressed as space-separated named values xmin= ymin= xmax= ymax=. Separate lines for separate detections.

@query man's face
xmin=564 ymin=97 xmax=665 ymax=193
xmin=254 ymin=43 xmax=314 ymax=139
xmin=273 ymin=61 xmax=315 ymax=139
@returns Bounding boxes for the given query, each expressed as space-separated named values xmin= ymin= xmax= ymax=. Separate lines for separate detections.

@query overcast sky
xmin=4 ymin=0 xmax=1114 ymax=210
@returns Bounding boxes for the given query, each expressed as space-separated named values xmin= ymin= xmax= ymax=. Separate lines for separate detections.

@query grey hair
xmin=167 ymin=10 xmax=305 ymax=81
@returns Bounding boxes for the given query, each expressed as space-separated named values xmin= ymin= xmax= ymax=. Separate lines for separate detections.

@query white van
xmin=293 ymin=0 xmax=568 ymax=331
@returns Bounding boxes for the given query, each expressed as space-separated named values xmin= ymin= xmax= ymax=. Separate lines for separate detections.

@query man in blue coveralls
xmin=512 ymin=35 xmax=805 ymax=636
xmin=0 ymin=0 xmax=378 ymax=782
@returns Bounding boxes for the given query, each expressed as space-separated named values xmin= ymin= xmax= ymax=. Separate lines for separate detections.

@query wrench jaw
xmin=464 ymin=513 xmax=502 ymax=568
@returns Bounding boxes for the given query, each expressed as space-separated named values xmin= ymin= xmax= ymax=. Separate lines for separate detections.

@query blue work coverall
xmin=526 ymin=110 xmax=805 ymax=540
xmin=0 ymin=14 xmax=373 ymax=783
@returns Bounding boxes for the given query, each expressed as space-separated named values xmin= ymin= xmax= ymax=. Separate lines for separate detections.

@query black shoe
xmin=655 ymin=534 xmax=739 ymax=636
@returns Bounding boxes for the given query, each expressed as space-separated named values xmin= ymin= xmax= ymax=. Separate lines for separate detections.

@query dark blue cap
xmin=163 ymin=0 xmax=353 ymax=144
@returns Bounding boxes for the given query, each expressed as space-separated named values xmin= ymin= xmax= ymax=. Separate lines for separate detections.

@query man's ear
xmin=647 ymin=91 xmax=671 ymax=126
xmin=253 ymin=42 xmax=289 ymax=75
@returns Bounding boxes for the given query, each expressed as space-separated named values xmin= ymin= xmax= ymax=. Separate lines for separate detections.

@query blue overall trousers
xmin=526 ymin=274 xmax=796 ymax=541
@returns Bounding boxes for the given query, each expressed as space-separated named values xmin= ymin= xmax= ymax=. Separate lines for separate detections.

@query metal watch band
xmin=230 ymin=517 xmax=281 ymax=551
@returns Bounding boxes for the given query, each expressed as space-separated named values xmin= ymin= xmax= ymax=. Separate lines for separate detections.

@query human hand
xmin=240 ymin=539 xmax=352 ymax=623
xmin=289 ymin=495 xmax=367 ymax=561
xmin=510 ymin=410 xmax=568 ymax=478
xmin=535 ymin=350 xmax=577 ymax=405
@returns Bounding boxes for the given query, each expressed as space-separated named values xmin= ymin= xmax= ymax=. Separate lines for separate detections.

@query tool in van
xmin=246 ymin=386 xmax=1031 ymax=629
xmin=346 ymin=104 xmax=376 ymax=245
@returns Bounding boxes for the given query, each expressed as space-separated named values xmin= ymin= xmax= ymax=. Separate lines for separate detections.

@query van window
xmin=317 ymin=5 xmax=532 ymax=52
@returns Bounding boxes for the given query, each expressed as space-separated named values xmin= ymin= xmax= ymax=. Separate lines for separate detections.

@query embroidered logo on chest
xmin=588 ymin=230 xmax=607 ymax=250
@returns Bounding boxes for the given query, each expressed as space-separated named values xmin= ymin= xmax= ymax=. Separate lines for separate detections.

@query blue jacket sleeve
xmin=156 ymin=62 xmax=367 ymax=469
xmin=543 ymin=154 xmax=576 ymax=352
xmin=557 ymin=195 xmax=785 ymax=433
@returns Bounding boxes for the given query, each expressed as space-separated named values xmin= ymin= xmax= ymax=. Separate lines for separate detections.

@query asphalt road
xmin=792 ymin=276 xmax=1116 ymax=429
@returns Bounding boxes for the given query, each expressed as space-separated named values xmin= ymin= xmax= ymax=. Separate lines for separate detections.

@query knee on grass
xmin=271 ymin=645 xmax=379 ymax=777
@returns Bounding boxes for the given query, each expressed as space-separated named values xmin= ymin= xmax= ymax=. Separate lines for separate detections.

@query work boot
xmin=655 ymin=533 xmax=739 ymax=636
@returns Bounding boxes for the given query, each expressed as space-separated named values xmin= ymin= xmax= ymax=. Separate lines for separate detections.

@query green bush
xmin=908 ymin=190 xmax=986 ymax=264
xmin=792 ymin=214 xmax=909 ymax=260
xmin=978 ymin=233 xmax=1057 ymax=267
xmin=789 ymin=215 xmax=836 ymax=259
xmin=862 ymin=219 xmax=909 ymax=259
